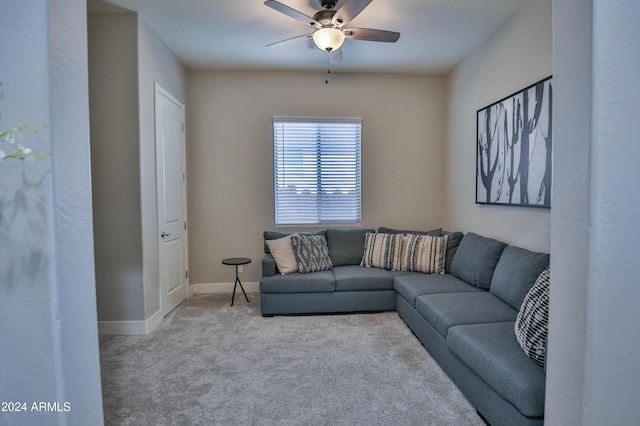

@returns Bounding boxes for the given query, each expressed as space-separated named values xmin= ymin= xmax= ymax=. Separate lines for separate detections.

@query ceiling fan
xmin=264 ymin=0 xmax=400 ymax=63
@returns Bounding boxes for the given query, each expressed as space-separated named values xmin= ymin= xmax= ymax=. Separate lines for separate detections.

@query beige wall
xmin=89 ymin=12 xmax=187 ymax=323
xmin=444 ymin=0 xmax=552 ymax=252
xmin=187 ymin=70 xmax=446 ymax=285
xmin=138 ymin=16 xmax=188 ymax=319
xmin=89 ymin=12 xmax=144 ymax=321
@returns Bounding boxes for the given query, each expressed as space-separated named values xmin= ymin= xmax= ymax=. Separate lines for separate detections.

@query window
xmin=273 ymin=117 xmax=362 ymax=225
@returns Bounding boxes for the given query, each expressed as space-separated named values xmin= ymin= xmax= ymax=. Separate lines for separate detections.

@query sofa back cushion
xmin=450 ymin=232 xmax=507 ymax=289
xmin=326 ymin=228 xmax=375 ymax=266
xmin=490 ymin=246 xmax=550 ymax=310
xmin=442 ymin=231 xmax=464 ymax=273
xmin=264 ymin=230 xmax=326 ymax=253
xmin=377 ymin=226 xmax=442 ymax=236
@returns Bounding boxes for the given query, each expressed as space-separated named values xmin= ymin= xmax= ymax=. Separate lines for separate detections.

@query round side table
xmin=222 ymin=257 xmax=251 ymax=306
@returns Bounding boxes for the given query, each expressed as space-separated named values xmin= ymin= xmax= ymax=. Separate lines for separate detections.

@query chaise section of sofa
xmin=395 ymin=232 xmax=549 ymax=426
xmin=447 ymin=322 xmax=546 ymax=420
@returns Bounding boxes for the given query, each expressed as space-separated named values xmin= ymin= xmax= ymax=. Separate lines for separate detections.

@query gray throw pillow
xmin=290 ymin=234 xmax=333 ymax=274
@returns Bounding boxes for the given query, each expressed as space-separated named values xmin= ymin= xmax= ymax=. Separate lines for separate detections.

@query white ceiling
xmin=87 ymin=0 xmax=530 ymax=75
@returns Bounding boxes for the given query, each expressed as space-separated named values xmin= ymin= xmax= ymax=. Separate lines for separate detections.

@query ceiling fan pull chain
xmin=326 ymin=52 xmax=330 ymax=84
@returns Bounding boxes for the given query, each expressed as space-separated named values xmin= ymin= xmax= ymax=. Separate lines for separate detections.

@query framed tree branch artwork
xmin=476 ymin=76 xmax=552 ymax=208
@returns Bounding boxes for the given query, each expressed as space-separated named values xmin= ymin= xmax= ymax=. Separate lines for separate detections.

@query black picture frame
xmin=476 ymin=76 xmax=552 ymax=208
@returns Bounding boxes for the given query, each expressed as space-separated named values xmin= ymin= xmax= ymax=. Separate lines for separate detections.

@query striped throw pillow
xmin=403 ymin=234 xmax=448 ymax=274
xmin=360 ymin=233 xmax=404 ymax=270
xmin=514 ymin=266 xmax=550 ymax=367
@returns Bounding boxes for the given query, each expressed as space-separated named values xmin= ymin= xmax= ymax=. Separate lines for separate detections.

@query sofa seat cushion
xmin=332 ymin=265 xmax=395 ymax=291
xmin=393 ymin=274 xmax=481 ymax=307
xmin=416 ymin=292 xmax=517 ymax=339
xmin=447 ymin=322 xmax=546 ymax=418
xmin=389 ymin=270 xmax=425 ymax=279
xmin=259 ymin=270 xmax=335 ymax=293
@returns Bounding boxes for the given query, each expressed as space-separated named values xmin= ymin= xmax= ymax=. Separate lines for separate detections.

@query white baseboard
xmin=189 ymin=281 xmax=259 ymax=296
xmin=98 ymin=284 xmax=258 ymax=335
xmin=98 ymin=309 xmax=163 ymax=336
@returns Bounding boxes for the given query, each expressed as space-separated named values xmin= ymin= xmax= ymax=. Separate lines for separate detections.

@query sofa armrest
xmin=262 ymin=254 xmax=277 ymax=277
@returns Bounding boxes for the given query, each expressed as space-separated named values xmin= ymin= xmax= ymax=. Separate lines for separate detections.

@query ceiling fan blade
xmin=264 ymin=0 xmax=321 ymax=29
xmin=266 ymin=33 xmax=314 ymax=48
xmin=332 ymin=0 xmax=372 ymax=27
xmin=343 ymin=28 xmax=400 ymax=42
xmin=328 ymin=49 xmax=343 ymax=64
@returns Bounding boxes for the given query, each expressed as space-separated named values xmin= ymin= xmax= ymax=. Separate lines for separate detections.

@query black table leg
xmin=231 ymin=265 xmax=250 ymax=306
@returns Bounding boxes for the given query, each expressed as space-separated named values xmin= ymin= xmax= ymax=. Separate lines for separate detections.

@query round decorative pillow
xmin=514 ymin=266 xmax=550 ymax=367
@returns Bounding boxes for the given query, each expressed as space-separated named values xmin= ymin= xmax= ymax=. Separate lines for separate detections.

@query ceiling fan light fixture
xmin=312 ymin=27 xmax=345 ymax=52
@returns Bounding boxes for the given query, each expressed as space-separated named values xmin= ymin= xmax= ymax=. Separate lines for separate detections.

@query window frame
xmin=272 ymin=116 xmax=362 ymax=226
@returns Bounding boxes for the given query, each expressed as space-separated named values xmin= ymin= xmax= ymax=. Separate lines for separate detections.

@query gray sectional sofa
xmin=260 ymin=227 xmax=549 ymax=426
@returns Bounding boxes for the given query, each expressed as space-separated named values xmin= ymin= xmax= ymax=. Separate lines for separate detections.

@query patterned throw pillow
xmin=514 ymin=266 xmax=550 ymax=367
xmin=290 ymin=234 xmax=333 ymax=274
xmin=360 ymin=233 xmax=404 ymax=270
xmin=403 ymin=234 xmax=449 ymax=274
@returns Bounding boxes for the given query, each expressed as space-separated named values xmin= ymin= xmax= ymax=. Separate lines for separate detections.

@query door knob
xmin=161 ymin=231 xmax=171 ymax=238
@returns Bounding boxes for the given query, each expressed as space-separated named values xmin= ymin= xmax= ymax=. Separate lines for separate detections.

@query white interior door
xmin=155 ymin=83 xmax=188 ymax=316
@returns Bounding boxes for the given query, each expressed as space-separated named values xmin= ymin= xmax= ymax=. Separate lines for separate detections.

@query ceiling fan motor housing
xmin=313 ymin=10 xmax=337 ymax=26
xmin=320 ymin=0 xmax=337 ymax=10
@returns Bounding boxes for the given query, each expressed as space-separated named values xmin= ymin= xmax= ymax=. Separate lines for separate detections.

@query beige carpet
xmin=100 ymin=293 xmax=485 ymax=425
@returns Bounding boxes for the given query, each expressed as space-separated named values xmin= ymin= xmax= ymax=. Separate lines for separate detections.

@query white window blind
xmin=273 ymin=117 xmax=362 ymax=225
